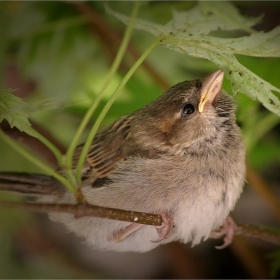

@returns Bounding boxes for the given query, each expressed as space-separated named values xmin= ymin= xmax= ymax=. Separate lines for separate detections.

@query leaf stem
xmin=65 ymin=2 xmax=142 ymax=179
xmin=0 ymin=129 xmax=76 ymax=193
xmin=76 ymin=38 xmax=160 ymax=180
xmin=28 ymin=127 xmax=63 ymax=166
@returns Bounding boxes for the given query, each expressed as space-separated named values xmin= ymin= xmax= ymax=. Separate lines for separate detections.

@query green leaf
xmin=199 ymin=1 xmax=262 ymax=33
xmin=0 ymin=89 xmax=33 ymax=133
xmin=0 ymin=90 xmax=65 ymax=129
xmin=205 ymin=26 xmax=280 ymax=58
xmin=107 ymin=1 xmax=280 ymax=117
xmin=107 ymin=2 xmax=261 ymax=36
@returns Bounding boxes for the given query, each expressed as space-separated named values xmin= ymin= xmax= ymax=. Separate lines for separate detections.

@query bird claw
xmin=109 ymin=223 xmax=143 ymax=243
xmin=150 ymin=213 xmax=173 ymax=243
xmin=109 ymin=213 xmax=173 ymax=243
xmin=210 ymin=216 xmax=237 ymax=249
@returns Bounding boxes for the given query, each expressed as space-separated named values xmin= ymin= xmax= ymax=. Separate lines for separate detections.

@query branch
xmin=235 ymin=223 xmax=280 ymax=246
xmin=1 ymin=200 xmax=279 ymax=247
xmin=0 ymin=201 xmax=163 ymax=226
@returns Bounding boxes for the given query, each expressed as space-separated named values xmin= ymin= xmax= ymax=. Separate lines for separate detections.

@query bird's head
xmin=132 ymin=70 xmax=237 ymax=155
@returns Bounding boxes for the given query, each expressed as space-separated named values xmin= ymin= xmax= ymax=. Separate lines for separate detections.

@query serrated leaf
xmin=107 ymin=1 xmax=280 ymax=116
xmin=106 ymin=2 xmax=261 ymax=36
xmin=198 ymin=26 xmax=280 ymax=57
xmin=0 ymin=89 xmax=66 ymax=134
xmin=0 ymin=89 xmax=33 ymax=133
xmin=199 ymin=1 xmax=262 ymax=33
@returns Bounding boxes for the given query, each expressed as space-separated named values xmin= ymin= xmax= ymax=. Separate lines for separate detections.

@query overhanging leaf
xmin=199 ymin=1 xmax=262 ymax=33
xmin=0 ymin=89 xmax=33 ymax=133
xmin=0 ymin=89 xmax=66 ymax=136
xmin=107 ymin=1 xmax=280 ymax=116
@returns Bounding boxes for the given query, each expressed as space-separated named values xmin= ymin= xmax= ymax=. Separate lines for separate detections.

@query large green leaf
xmin=107 ymin=1 xmax=280 ymax=116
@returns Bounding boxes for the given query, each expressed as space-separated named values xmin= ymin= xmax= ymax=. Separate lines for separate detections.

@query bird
xmin=0 ymin=70 xmax=246 ymax=252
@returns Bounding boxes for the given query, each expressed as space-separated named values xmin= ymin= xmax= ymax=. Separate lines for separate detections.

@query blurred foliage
xmin=0 ymin=1 xmax=280 ymax=278
xmin=268 ymin=250 xmax=280 ymax=278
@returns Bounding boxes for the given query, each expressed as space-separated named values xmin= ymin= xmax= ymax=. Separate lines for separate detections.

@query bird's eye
xmin=182 ymin=103 xmax=195 ymax=115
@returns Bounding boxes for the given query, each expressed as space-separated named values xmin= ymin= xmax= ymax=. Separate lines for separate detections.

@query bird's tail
xmin=0 ymin=172 xmax=64 ymax=196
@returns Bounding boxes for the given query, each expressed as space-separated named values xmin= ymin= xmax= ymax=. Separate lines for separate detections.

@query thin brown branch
xmin=1 ymin=200 xmax=280 ymax=247
xmin=0 ymin=201 xmax=163 ymax=226
xmin=235 ymin=223 xmax=280 ymax=246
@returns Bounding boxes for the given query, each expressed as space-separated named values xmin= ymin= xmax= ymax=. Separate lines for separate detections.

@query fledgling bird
xmin=0 ymin=70 xmax=246 ymax=252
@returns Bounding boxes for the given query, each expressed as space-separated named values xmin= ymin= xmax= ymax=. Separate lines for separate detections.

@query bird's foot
xmin=109 ymin=223 xmax=144 ymax=243
xmin=109 ymin=213 xmax=173 ymax=243
xmin=210 ymin=216 xmax=237 ymax=249
xmin=150 ymin=212 xmax=173 ymax=243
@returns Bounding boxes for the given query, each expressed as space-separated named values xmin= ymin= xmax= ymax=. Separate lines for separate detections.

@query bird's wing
xmin=0 ymin=115 xmax=136 ymax=196
xmin=73 ymin=115 xmax=137 ymax=187
xmin=0 ymin=172 xmax=65 ymax=196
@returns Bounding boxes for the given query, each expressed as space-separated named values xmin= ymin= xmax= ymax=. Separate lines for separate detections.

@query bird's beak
xmin=198 ymin=70 xmax=224 ymax=113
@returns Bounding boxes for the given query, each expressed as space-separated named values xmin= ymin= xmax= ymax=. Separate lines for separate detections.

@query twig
xmin=1 ymin=200 xmax=280 ymax=247
xmin=235 ymin=223 xmax=280 ymax=246
xmin=0 ymin=201 xmax=163 ymax=226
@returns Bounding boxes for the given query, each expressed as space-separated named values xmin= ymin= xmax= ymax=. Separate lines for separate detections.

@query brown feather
xmin=71 ymin=115 xmax=139 ymax=187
